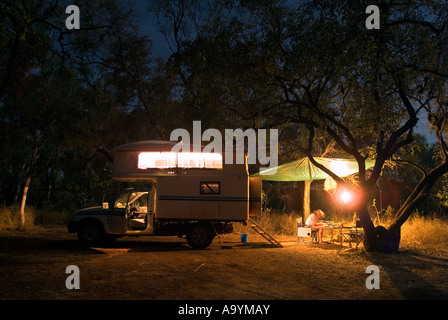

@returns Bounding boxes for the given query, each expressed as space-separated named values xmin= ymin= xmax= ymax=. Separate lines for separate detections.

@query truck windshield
xmin=113 ymin=191 xmax=149 ymax=209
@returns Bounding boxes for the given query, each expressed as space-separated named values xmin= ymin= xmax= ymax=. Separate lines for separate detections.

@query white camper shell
xmin=67 ymin=140 xmax=262 ymax=249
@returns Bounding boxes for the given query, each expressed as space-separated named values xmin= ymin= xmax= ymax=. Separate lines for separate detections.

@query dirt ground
xmin=1 ymin=226 xmax=447 ymax=303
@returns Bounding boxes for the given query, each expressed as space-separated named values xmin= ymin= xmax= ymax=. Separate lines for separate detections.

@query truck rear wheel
xmin=186 ymin=223 xmax=215 ymax=249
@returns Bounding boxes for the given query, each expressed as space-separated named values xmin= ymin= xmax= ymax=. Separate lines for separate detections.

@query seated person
xmin=305 ymin=209 xmax=325 ymax=243
xmin=129 ymin=205 xmax=145 ymax=220
xmin=128 ymin=206 xmax=147 ymax=230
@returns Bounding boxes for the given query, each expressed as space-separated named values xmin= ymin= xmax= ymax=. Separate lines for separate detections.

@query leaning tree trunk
xmin=19 ymin=174 xmax=31 ymax=230
xmin=355 ymin=186 xmax=398 ymax=253
xmin=357 ymin=203 xmax=379 ymax=252
xmin=18 ymin=145 xmax=39 ymax=230
xmin=360 ymin=208 xmax=401 ymax=253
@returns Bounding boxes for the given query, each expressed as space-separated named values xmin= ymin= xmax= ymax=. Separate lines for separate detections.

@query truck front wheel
xmin=77 ymin=221 xmax=104 ymax=244
xmin=186 ymin=223 xmax=215 ymax=249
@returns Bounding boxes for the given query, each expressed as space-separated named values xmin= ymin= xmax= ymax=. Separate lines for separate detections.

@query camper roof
xmin=114 ymin=140 xmax=203 ymax=152
xmin=112 ymin=140 xmax=248 ymax=181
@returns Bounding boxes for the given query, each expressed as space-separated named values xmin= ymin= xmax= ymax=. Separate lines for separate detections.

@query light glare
xmin=340 ymin=190 xmax=352 ymax=204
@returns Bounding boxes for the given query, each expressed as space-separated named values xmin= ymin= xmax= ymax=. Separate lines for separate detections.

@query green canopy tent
xmin=251 ymin=157 xmax=376 ymax=221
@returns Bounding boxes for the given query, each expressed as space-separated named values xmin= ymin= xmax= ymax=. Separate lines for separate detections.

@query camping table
xmin=323 ymin=225 xmax=364 ymax=249
xmin=322 ymin=224 xmax=336 ymax=242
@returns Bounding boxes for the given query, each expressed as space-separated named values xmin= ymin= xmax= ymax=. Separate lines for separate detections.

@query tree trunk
xmin=18 ymin=175 xmax=31 ymax=230
xmin=302 ymin=180 xmax=311 ymax=223
xmin=376 ymin=226 xmax=401 ymax=254
xmin=357 ymin=202 xmax=379 ymax=252
xmin=18 ymin=145 xmax=39 ymax=230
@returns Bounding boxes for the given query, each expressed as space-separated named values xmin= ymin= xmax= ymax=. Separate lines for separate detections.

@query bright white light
xmin=178 ymin=152 xmax=222 ymax=169
xmin=138 ymin=152 xmax=177 ymax=169
xmin=330 ymin=161 xmax=352 ymax=177
xmin=340 ymin=190 xmax=352 ymax=204
xmin=138 ymin=152 xmax=222 ymax=169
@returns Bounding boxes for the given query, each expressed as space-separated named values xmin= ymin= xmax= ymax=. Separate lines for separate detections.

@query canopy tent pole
xmin=303 ymin=180 xmax=311 ymax=223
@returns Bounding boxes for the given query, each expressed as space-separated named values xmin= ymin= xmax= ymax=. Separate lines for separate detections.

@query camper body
xmin=67 ymin=141 xmax=261 ymax=249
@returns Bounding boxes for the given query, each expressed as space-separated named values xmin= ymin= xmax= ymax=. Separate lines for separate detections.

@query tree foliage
xmin=0 ymin=0 xmax=158 ymax=218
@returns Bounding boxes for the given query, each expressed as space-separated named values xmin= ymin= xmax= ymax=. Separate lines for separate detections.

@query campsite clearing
xmin=0 ymin=226 xmax=447 ymax=300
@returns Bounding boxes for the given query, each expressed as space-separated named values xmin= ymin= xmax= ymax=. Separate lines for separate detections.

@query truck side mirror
xmin=102 ymin=202 xmax=109 ymax=210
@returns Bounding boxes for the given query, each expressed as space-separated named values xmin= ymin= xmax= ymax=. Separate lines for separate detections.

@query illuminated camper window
xmin=138 ymin=152 xmax=177 ymax=169
xmin=138 ymin=152 xmax=222 ymax=169
xmin=178 ymin=152 xmax=222 ymax=169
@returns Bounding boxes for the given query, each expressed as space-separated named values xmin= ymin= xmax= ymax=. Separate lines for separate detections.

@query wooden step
xmin=248 ymin=218 xmax=282 ymax=247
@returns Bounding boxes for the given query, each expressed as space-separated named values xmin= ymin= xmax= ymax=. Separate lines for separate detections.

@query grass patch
xmin=400 ymin=216 xmax=448 ymax=255
xmin=0 ymin=207 xmax=35 ymax=230
xmin=235 ymin=209 xmax=299 ymax=236
xmin=0 ymin=206 xmax=71 ymax=231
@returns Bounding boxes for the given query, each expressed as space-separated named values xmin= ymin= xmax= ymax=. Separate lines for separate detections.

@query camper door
xmin=127 ymin=190 xmax=153 ymax=233
xmin=108 ymin=189 xmax=154 ymax=234
xmin=107 ymin=190 xmax=129 ymax=233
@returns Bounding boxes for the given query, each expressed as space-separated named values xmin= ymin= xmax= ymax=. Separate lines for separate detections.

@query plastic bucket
xmin=240 ymin=234 xmax=248 ymax=243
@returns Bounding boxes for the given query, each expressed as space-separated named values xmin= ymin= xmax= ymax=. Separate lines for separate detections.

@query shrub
xmin=0 ymin=206 xmax=35 ymax=230
xmin=0 ymin=206 xmax=71 ymax=230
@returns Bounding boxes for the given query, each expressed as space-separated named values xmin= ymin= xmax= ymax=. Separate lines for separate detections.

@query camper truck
xmin=67 ymin=140 xmax=262 ymax=249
